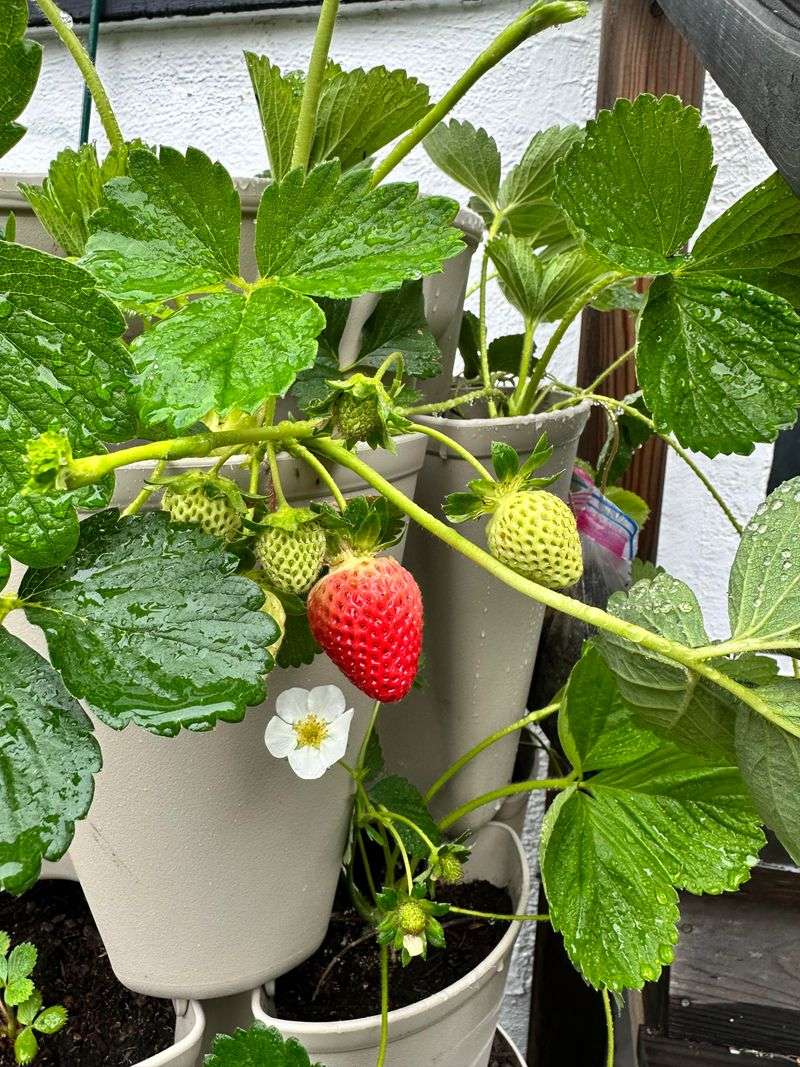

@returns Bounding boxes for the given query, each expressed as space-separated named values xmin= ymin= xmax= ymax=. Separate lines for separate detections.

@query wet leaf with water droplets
xmin=423 ymin=120 xmax=502 ymax=209
xmin=638 ymin=273 xmax=800 ymax=456
xmin=0 ymin=630 xmax=100 ymax=894
xmin=541 ymin=740 xmax=763 ymax=991
xmin=19 ymin=512 xmax=277 ymax=736
xmin=0 ymin=0 xmax=41 ymax=161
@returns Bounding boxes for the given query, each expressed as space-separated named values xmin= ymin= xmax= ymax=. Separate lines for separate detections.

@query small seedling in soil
xmin=0 ymin=934 xmax=66 ymax=1065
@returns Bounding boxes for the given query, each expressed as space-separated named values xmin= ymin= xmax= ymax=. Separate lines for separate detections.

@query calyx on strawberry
xmin=314 ymin=370 xmax=411 ymax=451
xmin=443 ymin=434 xmax=584 ymax=590
xmin=161 ymin=471 xmax=245 ymax=541
xmin=254 ymin=506 xmax=326 ymax=595
xmin=307 ymin=497 xmax=422 ymax=702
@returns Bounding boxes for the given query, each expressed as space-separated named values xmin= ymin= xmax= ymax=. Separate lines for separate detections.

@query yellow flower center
xmin=293 ymin=714 xmax=329 ymax=749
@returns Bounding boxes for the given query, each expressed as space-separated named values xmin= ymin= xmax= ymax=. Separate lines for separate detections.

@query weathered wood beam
xmin=658 ymin=0 xmax=800 ymax=196
xmin=575 ymin=0 xmax=705 ymax=563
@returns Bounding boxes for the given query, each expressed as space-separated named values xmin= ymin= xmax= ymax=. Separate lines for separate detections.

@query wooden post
xmin=576 ymin=0 xmax=705 ymax=563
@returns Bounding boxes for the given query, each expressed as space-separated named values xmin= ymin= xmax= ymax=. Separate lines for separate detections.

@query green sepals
xmin=426 ymin=839 xmax=471 ymax=887
xmin=252 ymin=505 xmax=319 ymax=535
xmin=159 ymin=471 xmax=247 ymax=515
xmin=368 ymin=776 xmax=442 ymax=862
xmin=13 ymin=1028 xmax=37 ymax=1066
xmin=24 ymin=431 xmax=75 ymax=495
xmin=206 ymin=1023 xmax=324 ymax=1067
xmin=423 ymin=120 xmax=501 ymax=210
xmin=312 ymin=496 xmax=405 ymax=557
xmin=20 ymin=141 xmax=131 ymax=257
xmin=0 ymin=0 xmax=42 ymax=161
xmin=555 ymin=94 xmax=715 ymax=275
xmin=444 ymin=434 xmax=558 ymax=523
xmin=375 ymin=884 xmax=450 ymax=965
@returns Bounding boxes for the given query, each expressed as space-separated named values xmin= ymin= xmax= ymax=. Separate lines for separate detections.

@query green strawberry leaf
xmin=20 ymin=142 xmax=130 ymax=257
xmin=597 ymin=391 xmax=652 ymax=485
xmin=363 ymin=729 xmax=384 ymax=785
xmin=487 ymin=334 xmax=527 ymax=377
xmin=605 ymin=487 xmax=650 ymax=528
xmin=0 ymin=243 xmax=136 ymax=567
xmin=357 ymin=281 xmax=441 ymax=379
xmin=4 ymin=977 xmax=33 ymax=1007
xmin=32 ymin=1005 xmax=67 ymax=1034
xmin=290 ymin=345 xmax=341 ymax=414
xmin=590 ymin=280 xmax=645 ymax=313
xmin=245 ymin=53 xmax=305 ymax=181
xmin=541 ymin=743 xmax=763 ymax=991
xmin=423 ymin=120 xmax=502 ymax=209
xmin=554 ymin=95 xmax=715 ymax=275
xmin=132 ymin=287 xmax=325 ymax=432
xmin=13 ymin=1028 xmax=38 ymax=1067
xmin=20 ymin=512 xmax=275 ymax=736
xmin=7 ymin=944 xmax=36 ymax=982
xmin=276 ymin=609 xmax=322 ymax=669
xmin=559 ymin=645 xmax=660 ymax=774
xmin=16 ymin=992 xmax=42 ymax=1027
xmin=496 ymin=124 xmax=583 ymax=243
xmin=0 ymin=548 xmax=10 ymax=592
xmin=728 ymin=477 xmax=800 ymax=650
xmin=206 ymin=1024 xmax=323 ymax=1066
xmin=0 ymin=0 xmax=41 ymax=161
xmin=637 ymin=273 xmax=800 ymax=456
xmin=254 ymin=161 xmax=463 ymax=299
xmin=735 ymin=681 xmax=800 ymax=864
xmin=487 ymin=236 xmax=543 ymax=320
xmin=595 ymin=572 xmax=738 ymax=761
xmin=689 ymin=172 xmax=800 ymax=305
xmin=82 ymin=145 xmax=241 ymax=306
xmin=0 ymin=932 xmax=9 ymax=959
xmin=369 ymin=775 xmax=441 ymax=861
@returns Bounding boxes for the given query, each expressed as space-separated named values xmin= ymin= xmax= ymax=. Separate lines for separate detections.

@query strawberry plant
xmin=0 ymin=935 xmax=67 ymax=1065
xmin=2 ymin=0 xmax=800 ymax=1062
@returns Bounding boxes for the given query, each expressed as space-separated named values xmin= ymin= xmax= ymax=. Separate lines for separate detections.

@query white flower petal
xmin=275 ymin=687 xmax=310 ymax=723
xmin=307 ymin=685 xmax=347 ymax=722
xmin=288 ymin=745 xmax=330 ymax=780
xmin=265 ymin=715 xmax=297 ymax=759
xmin=319 ymin=708 xmax=354 ymax=765
xmin=403 ymin=934 xmax=425 ymax=958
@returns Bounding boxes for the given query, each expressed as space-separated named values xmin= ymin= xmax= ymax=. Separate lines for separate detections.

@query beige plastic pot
xmin=380 ymin=403 xmax=591 ymax=832
xmin=252 ymin=822 xmax=528 ymax=1067
xmin=5 ymin=436 xmax=426 ymax=1001
xmin=141 ymin=1000 xmax=205 ymax=1067
xmin=496 ymin=1027 xmax=528 ymax=1066
xmin=0 ymin=175 xmax=480 ymax=403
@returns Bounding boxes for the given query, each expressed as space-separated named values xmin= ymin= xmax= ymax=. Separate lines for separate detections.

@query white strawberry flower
xmin=265 ymin=685 xmax=354 ymax=780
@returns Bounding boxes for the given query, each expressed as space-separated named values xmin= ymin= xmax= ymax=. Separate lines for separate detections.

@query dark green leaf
xmin=255 ymin=161 xmax=463 ymax=299
xmin=728 ymin=477 xmax=800 ymax=649
xmin=20 ymin=512 xmax=275 ymax=736
xmin=487 ymin=236 xmax=543 ymax=320
xmin=290 ymin=345 xmax=341 ymax=414
xmin=541 ymin=743 xmax=763 ymax=990
xmin=132 ymin=287 xmax=325 ymax=432
xmin=590 ymin=280 xmax=645 ymax=313
xmin=0 ymin=0 xmax=41 ymax=161
xmin=423 ymin=120 xmax=501 ymax=208
xmin=369 ymin=775 xmax=441 ymax=861
xmin=0 ymin=242 xmax=135 ymax=567
xmin=559 ymin=645 xmax=660 ymax=773
xmin=0 ymin=630 xmax=100 ymax=895
xmin=597 ymin=391 xmax=652 ymax=485
xmin=638 ymin=272 xmax=800 ymax=456
xmin=276 ymin=609 xmax=322 ymax=669
xmin=488 ymin=334 xmax=526 ymax=376
xmin=458 ymin=310 xmax=481 ymax=379
xmin=690 ymin=171 xmax=800 ymax=305
xmin=82 ymin=146 xmax=241 ymax=305
xmin=0 ymin=547 xmax=9 ymax=591
xmin=554 ymin=95 xmax=715 ymax=275
xmin=736 ymin=683 xmax=800 ymax=864
xmin=245 ymin=53 xmax=304 ymax=181
xmin=498 ymin=125 xmax=583 ymax=243
xmin=363 ymin=729 xmax=384 ymax=784
xmin=206 ymin=1024 xmax=322 ymax=1067
xmin=357 ymin=281 xmax=441 ymax=379
xmin=596 ymin=572 xmax=737 ymax=760
xmin=20 ymin=142 xmax=129 ymax=257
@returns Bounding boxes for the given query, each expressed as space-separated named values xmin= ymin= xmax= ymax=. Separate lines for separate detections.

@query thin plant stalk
xmin=121 ymin=459 xmax=166 ymax=518
xmin=437 ymin=775 xmax=575 ymax=832
xmin=508 ymin=317 xmax=537 ymax=415
xmin=290 ymin=442 xmax=348 ymax=511
xmin=291 ymin=0 xmax=341 ymax=171
xmin=447 ymin=905 xmax=549 ymax=923
xmin=602 ymin=989 xmax=614 ymax=1067
xmin=409 ymin=422 xmax=494 ymax=481
xmin=403 ymin=386 xmax=502 ymax=417
xmin=376 ymin=945 xmax=390 ymax=1067
xmin=479 ymin=217 xmax=504 ymax=416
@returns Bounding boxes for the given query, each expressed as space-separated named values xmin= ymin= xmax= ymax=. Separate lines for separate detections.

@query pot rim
xmin=496 ymin=1025 xmax=527 ymax=1066
xmin=138 ymin=1000 xmax=205 ymax=1067
xmin=252 ymin=822 xmax=528 ymax=1037
xmin=412 ymin=398 xmax=593 ymax=431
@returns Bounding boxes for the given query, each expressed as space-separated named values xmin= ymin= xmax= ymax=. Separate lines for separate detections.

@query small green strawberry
xmin=161 ymin=472 xmax=244 ymax=541
xmin=487 ymin=489 xmax=583 ymax=589
xmin=242 ymin=570 xmax=287 ymax=657
xmin=255 ymin=507 xmax=327 ymax=595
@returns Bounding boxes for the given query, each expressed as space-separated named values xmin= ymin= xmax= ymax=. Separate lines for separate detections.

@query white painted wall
xmin=6 ymin=0 xmax=780 ymax=1051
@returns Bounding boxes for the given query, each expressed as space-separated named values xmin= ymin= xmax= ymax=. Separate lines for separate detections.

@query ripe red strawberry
xmin=307 ymin=555 xmax=423 ymax=703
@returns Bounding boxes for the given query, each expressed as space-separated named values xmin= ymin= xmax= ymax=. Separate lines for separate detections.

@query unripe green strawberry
xmin=487 ymin=490 xmax=583 ymax=589
xmin=335 ymin=391 xmax=381 ymax=445
xmin=256 ymin=524 xmax=326 ymax=595
xmin=162 ymin=475 xmax=242 ymax=541
xmin=243 ymin=570 xmax=287 ymax=658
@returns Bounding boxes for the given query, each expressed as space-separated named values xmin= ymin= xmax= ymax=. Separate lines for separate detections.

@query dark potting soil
xmin=490 ymin=1031 xmax=521 ymax=1067
xmin=0 ymin=881 xmax=175 ymax=1066
xmin=274 ymin=879 xmax=514 ymax=1023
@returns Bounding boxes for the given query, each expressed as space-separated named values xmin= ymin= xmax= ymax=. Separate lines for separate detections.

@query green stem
xmin=377 ymin=945 xmax=390 ymax=1067
xmin=357 ymin=829 xmax=379 ymax=902
xmin=121 ymin=459 xmax=166 ymax=517
xmin=549 ymin=346 xmax=635 ymax=411
xmin=437 ymin=776 xmax=574 ymax=832
xmin=210 ymin=445 xmax=245 ymax=476
xmin=446 ymin=905 xmax=550 ymax=923
xmin=290 ymin=443 xmax=348 ymax=510
xmin=602 ymin=989 xmax=614 ymax=1067
xmin=384 ymin=822 xmax=414 ymax=893
xmin=508 ymin=317 xmax=538 ymax=415
xmin=379 ymin=809 xmax=438 ymax=853
xmin=425 ymin=703 xmax=559 ymax=803
xmin=290 ymin=0 xmax=341 ymax=171
xmin=248 ymin=453 xmax=261 ymax=496
xmin=35 ymin=0 xmax=124 ymax=151
xmin=374 ymin=351 xmax=403 ymax=383
xmin=266 ymin=443 xmax=288 ymax=508
xmin=370 ymin=1 xmax=588 ymax=186
xmin=409 ymin=422 xmax=493 ymax=481
xmin=479 ymin=221 xmax=503 ymax=417
xmin=64 ymin=421 xmax=322 ymax=489
xmin=402 ymin=386 xmax=502 ymax=417
xmin=466 ymin=272 xmax=497 ymax=300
